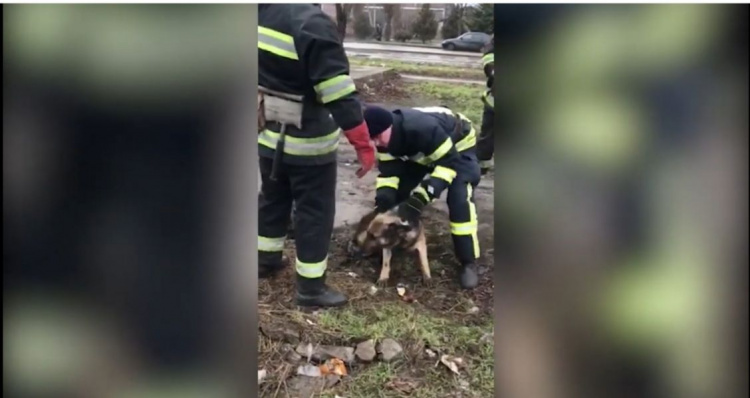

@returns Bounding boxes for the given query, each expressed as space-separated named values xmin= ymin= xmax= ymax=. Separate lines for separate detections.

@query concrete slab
xmin=350 ymin=66 xmax=392 ymax=82
xmin=401 ymin=74 xmax=485 ymax=86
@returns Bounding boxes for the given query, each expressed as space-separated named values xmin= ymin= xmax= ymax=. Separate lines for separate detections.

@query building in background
xmin=321 ymin=4 xmax=449 ymax=40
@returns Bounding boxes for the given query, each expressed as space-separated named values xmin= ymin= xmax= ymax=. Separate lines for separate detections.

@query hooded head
xmin=363 ymin=105 xmax=394 ymax=148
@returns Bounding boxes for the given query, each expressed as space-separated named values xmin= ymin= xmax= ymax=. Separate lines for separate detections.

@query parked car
xmin=441 ymin=32 xmax=491 ymax=52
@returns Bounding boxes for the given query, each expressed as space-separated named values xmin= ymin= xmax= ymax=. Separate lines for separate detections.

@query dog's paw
xmin=376 ymin=278 xmax=390 ymax=287
xmin=421 ymin=276 xmax=434 ymax=287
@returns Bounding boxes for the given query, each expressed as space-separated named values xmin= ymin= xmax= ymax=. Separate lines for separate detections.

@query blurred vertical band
xmin=493 ymin=4 xmax=748 ymax=398
xmin=4 ymin=5 xmax=257 ymax=398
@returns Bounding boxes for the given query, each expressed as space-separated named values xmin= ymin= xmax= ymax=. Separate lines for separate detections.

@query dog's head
xmin=348 ymin=210 xmax=414 ymax=258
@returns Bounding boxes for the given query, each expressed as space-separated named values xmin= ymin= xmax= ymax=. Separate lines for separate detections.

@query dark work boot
xmin=259 ymin=257 xmax=289 ymax=279
xmin=459 ymin=263 xmax=479 ymax=289
xmin=295 ymin=273 xmax=348 ymax=308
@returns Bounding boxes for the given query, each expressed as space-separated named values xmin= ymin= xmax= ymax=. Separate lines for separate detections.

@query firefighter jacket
xmin=258 ymin=4 xmax=363 ymax=165
xmin=481 ymin=43 xmax=494 ymax=109
xmin=375 ymin=107 xmax=477 ymax=209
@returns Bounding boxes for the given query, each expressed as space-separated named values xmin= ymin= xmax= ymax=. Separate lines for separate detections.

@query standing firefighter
xmin=477 ymin=35 xmax=495 ymax=175
xmin=258 ymin=4 xmax=375 ymax=307
xmin=363 ymin=105 xmax=482 ymax=289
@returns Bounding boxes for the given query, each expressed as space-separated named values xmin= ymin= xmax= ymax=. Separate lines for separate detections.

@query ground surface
xmin=259 ymin=74 xmax=494 ymax=398
xmin=344 ymin=42 xmax=480 ymax=69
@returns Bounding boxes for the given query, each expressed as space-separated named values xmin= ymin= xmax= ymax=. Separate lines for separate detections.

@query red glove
xmin=344 ymin=121 xmax=375 ymax=178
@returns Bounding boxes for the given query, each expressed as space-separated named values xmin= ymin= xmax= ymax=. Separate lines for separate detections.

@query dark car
xmin=441 ymin=32 xmax=491 ymax=52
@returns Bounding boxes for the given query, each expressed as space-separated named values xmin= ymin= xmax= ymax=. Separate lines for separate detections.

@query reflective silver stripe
xmin=258 ymin=26 xmax=298 ymax=60
xmin=259 ymin=236 xmax=286 ymax=252
xmin=296 ymin=256 xmax=327 ymax=278
xmin=258 ymin=129 xmax=340 ymax=156
xmin=450 ymin=222 xmax=478 ymax=235
xmin=314 ymin=75 xmax=356 ymax=104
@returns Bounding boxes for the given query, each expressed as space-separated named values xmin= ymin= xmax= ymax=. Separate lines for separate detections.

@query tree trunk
xmin=384 ymin=20 xmax=392 ymax=42
xmin=335 ymin=4 xmax=349 ymax=40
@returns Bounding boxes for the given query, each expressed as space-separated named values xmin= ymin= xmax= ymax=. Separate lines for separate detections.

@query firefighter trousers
xmin=258 ymin=156 xmax=336 ymax=279
xmin=392 ymin=158 xmax=481 ymax=266
xmin=477 ymin=102 xmax=495 ymax=169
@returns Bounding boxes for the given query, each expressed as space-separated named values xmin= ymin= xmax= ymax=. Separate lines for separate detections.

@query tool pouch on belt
xmin=258 ymin=86 xmax=305 ymax=130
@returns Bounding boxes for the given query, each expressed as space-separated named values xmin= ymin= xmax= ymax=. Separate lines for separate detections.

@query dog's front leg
xmin=377 ymin=248 xmax=392 ymax=286
xmin=415 ymin=236 xmax=432 ymax=285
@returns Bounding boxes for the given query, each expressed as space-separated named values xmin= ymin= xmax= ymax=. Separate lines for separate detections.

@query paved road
xmin=347 ymin=51 xmax=479 ymax=68
xmin=344 ymin=41 xmax=480 ymax=57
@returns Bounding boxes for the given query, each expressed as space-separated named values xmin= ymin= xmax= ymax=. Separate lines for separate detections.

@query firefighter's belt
xmin=258 ymin=86 xmax=304 ymax=130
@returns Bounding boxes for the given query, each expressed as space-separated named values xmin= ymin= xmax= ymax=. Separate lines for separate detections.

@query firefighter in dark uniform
xmin=258 ymin=4 xmax=375 ymax=307
xmin=363 ymin=105 xmax=482 ymax=289
xmin=477 ymin=35 xmax=495 ymax=175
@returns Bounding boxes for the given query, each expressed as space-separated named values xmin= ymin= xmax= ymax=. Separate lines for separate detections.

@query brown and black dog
xmin=348 ymin=209 xmax=432 ymax=285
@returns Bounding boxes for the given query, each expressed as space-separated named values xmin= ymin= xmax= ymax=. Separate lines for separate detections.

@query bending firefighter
xmin=477 ymin=35 xmax=495 ymax=175
xmin=258 ymin=4 xmax=375 ymax=307
xmin=363 ymin=105 xmax=482 ymax=289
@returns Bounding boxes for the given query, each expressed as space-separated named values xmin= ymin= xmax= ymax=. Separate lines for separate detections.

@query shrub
xmin=412 ymin=4 xmax=438 ymax=43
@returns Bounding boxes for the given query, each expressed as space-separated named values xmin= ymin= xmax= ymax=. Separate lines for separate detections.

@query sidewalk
xmin=344 ymin=41 xmax=481 ymax=57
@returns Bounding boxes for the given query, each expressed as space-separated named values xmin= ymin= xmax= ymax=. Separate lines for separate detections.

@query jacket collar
xmin=387 ymin=110 xmax=405 ymax=153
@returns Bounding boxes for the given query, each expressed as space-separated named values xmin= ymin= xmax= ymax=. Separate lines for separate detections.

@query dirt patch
xmin=357 ymin=72 xmax=411 ymax=104
xmin=259 ymin=75 xmax=494 ymax=397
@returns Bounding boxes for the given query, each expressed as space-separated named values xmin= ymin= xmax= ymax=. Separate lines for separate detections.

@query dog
xmin=348 ymin=208 xmax=432 ymax=285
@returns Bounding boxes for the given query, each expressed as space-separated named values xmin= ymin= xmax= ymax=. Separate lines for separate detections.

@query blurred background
xmin=494 ymin=4 xmax=748 ymax=398
xmin=4 ymin=5 xmax=257 ymax=398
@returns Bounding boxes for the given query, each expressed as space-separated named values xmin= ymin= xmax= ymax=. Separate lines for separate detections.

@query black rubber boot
xmin=459 ymin=263 xmax=479 ymax=289
xmin=295 ymin=273 xmax=348 ymax=308
xmin=259 ymin=258 xmax=288 ymax=279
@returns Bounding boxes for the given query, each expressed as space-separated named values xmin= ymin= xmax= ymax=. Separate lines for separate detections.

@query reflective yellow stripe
xmin=450 ymin=221 xmax=478 ymax=235
xmin=482 ymin=53 xmax=494 ymax=67
xmin=296 ymin=256 xmax=327 ymax=278
xmin=413 ymin=185 xmax=431 ymax=203
xmin=258 ymin=128 xmax=340 ymax=156
xmin=417 ymin=137 xmax=453 ymax=166
xmin=258 ymin=26 xmax=299 ymax=60
xmin=431 ymin=165 xmax=457 ymax=184
xmin=455 ymin=127 xmax=477 ymax=152
xmin=259 ymin=236 xmax=286 ymax=252
xmin=376 ymin=176 xmax=399 ymax=190
xmin=469 ymin=184 xmax=479 ymax=257
xmin=314 ymin=75 xmax=356 ymax=104
xmin=377 ymin=152 xmax=397 ymax=162
xmin=450 ymin=184 xmax=479 ymax=258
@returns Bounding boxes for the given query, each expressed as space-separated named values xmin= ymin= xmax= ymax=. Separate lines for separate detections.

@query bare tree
xmin=382 ymin=4 xmax=402 ymax=42
xmin=335 ymin=4 xmax=354 ymax=40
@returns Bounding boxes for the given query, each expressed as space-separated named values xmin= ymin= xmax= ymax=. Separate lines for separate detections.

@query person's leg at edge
xmin=258 ymin=157 xmax=294 ymax=278
xmin=446 ymin=179 xmax=481 ymax=289
xmin=288 ymin=161 xmax=346 ymax=307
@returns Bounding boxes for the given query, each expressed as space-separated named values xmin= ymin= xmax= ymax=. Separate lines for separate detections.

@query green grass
xmin=407 ymin=81 xmax=487 ymax=128
xmin=350 ymin=58 xmax=485 ymax=81
xmin=315 ymin=303 xmax=494 ymax=398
